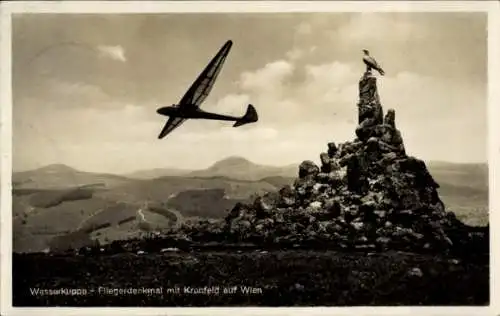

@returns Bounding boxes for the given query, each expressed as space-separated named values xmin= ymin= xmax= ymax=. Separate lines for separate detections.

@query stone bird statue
xmin=363 ymin=49 xmax=385 ymax=76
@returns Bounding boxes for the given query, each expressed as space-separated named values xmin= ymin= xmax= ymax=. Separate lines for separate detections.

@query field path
xmin=76 ymin=208 xmax=103 ymax=230
xmin=137 ymin=207 xmax=149 ymax=223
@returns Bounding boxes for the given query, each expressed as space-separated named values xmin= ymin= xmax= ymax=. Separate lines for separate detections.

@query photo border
xmin=1 ymin=1 xmax=499 ymax=315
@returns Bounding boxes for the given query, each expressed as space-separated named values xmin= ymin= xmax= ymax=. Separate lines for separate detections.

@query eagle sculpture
xmin=363 ymin=49 xmax=385 ymax=76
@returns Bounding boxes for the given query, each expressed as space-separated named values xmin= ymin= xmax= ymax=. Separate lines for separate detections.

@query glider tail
xmin=377 ymin=67 xmax=385 ymax=76
xmin=233 ymin=104 xmax=258 ymax=127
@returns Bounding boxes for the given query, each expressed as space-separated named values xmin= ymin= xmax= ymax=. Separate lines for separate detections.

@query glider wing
xmin=158 ymin=116 xmax=187 ymax=139
xmin=178 ymin=40 xmax=233 ymax=108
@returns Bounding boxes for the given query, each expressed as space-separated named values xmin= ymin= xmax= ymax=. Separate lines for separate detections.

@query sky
xmin=12 ymin=13 xmax=487 ymax=174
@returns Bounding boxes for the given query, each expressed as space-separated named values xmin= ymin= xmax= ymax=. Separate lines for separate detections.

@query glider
xmin=362 ymin=49 xmax=385 ymax=76
xmin=156 ymin=40 xmax=258 ymax=139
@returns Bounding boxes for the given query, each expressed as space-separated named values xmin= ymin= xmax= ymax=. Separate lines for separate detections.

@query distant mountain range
xmin=13 ymin=164 xmax=131 ymax=189
xmin=124 ymin=156 xmax=299 ymax=181
xmin=125 ymin=157 xmax=488 ymax=183
xmin=14 ymin=156 xmax=488 ymax=187
xmin=125 ymin=168 xmax=192 ymax=180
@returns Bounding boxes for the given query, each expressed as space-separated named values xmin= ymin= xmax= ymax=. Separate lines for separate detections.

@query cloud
xmin=97 ymin=45 xmax=127 ymax=62
xmin=212 ymin=94 xmax=252 ymax=116
xmin=241 ymin=59 xmax=358 ymax=121
xmin=302 ymin=62 xmax=359 ymax=106
xmin=176 ymin=126 xmax=279 ymax=143
xmin=239 ymin=60 xmax=295 ymax=93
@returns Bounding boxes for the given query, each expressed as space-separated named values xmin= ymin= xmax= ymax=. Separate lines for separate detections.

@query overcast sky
xmin=12 ymin=13 xmax=487 ymax=174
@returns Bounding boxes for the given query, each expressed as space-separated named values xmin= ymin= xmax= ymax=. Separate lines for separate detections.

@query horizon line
xmin=12 ymin=157 xmax=489 ymax=175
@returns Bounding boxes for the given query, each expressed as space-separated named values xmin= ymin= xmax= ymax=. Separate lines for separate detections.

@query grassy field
xmin=13 ymin=249 xmax=489 ymax=306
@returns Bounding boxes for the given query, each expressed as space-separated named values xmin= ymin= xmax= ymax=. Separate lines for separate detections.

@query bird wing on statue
xmin=363 ymin=56 xmax=385 ymax=76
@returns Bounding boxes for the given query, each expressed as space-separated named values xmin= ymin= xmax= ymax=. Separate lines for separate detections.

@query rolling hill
xmin=120 ymin=156 xmax=488 ymax=191
xmin=122 ymin=156 xmax=299 ymax=181
xmin=125 ymin=168 xmax=191 ymax=179
xmin=188 ymin=156 xmax=299 ymax=181
xmin=13 ymin=164 xmax=133 ymax=189
xmin=426 ymin=161 xmax=488 ymax=226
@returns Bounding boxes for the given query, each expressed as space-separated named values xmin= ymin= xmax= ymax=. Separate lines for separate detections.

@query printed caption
xmin=29 ymin=285 xmax=263 ymax=296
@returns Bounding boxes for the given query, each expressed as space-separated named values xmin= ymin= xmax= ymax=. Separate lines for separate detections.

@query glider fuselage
xmin=156 ymin=105 xmax=241 ymax=121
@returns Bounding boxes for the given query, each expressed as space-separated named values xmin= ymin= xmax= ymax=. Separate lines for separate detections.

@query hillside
xmin=125 ymin=168 xmax=191 ymax=179
xmin=103 ymin=175 xmax=277 ymax=202
xmin=166 ymin=188 xmax=248 ymax=219
xmin=13 ymin=164 xmax=133 ymax=189
xmin=122 ymin=157 xmax=298 ymax=181
xmin=427 ymin=161 xmax=488 ymax=190
xmin=12 ymin=172 xmax=281 ymax=252
xmin=188 ymin=156 xmax=299 ymax=181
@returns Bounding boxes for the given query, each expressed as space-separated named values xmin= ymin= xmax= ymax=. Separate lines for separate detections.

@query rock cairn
xmin=222 ymin=71 xmax=461 ymax=252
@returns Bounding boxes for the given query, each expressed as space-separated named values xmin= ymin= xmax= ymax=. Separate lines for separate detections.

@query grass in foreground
xmin=13 ymin=250 xmax=488 ymax=306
